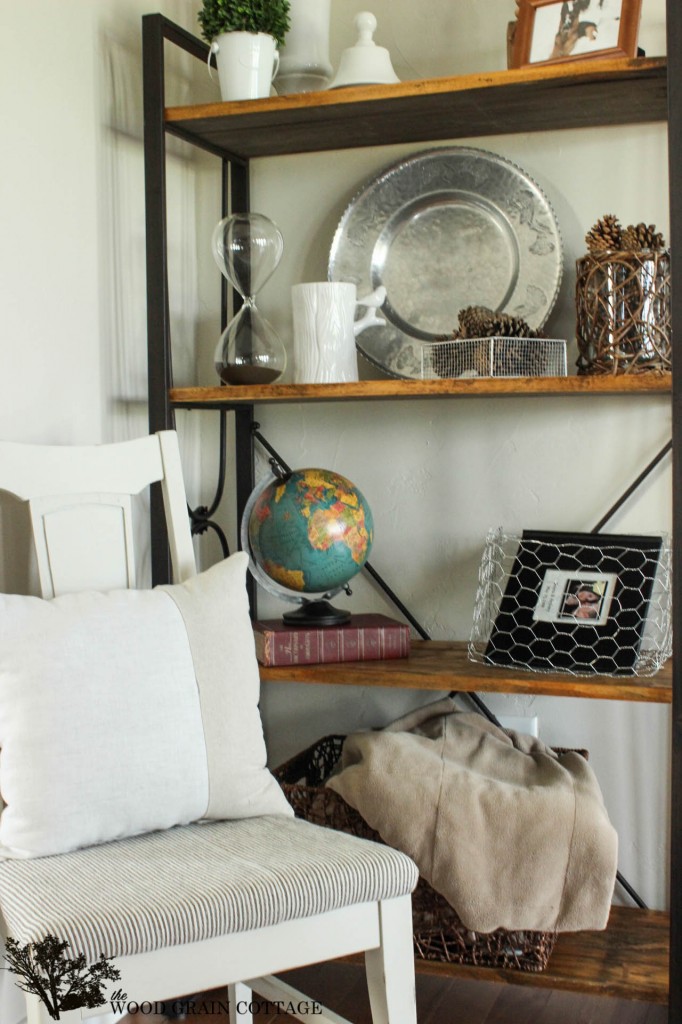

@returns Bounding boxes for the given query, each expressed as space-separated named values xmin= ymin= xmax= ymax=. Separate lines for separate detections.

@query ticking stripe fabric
xmin=0 ymin=816 xmax=418 ymax=961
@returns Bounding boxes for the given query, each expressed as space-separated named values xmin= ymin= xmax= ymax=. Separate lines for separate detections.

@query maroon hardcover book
xmin=253 ymin=614 xmax=410 ymax=666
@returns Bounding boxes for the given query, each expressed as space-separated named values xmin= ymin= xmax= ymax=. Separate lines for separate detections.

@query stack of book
xmin=253 ymin=613 xmax=411 ymax=667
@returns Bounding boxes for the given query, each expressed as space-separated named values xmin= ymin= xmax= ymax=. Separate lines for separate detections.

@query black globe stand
xmin=283 ymin=599 xmax=351 ymax=627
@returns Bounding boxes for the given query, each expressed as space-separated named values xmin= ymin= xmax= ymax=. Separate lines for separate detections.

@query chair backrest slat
xmin=30 ymin=492 xmax=136 ymax=597
xmin=0 ymin=431 xmax=196 ymax=597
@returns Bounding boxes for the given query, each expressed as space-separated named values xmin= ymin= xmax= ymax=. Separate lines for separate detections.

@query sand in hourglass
xmin=217 ymin=364 xmax=283 ymax=385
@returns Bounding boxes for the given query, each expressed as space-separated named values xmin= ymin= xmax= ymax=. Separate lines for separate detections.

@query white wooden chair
xmin=0 ymin=431 xmax=418 ymax=1024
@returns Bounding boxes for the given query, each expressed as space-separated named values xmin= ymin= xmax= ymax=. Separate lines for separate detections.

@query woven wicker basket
xmin=575 ymin=249 xmax=671 ymax=374
xmin=274 ymin=734 xmax=558 ymax=972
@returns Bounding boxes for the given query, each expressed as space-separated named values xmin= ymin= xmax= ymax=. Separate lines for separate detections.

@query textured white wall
xmin=0 ymin=0 xmax=213 ymax=596
xmin=0 ymin=3 xmax=205 ymax=1020
xmin=0 ymin=17 xmax=673 ymax=1024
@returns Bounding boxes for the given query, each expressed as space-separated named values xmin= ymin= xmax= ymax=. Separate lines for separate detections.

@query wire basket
xmin=274 ymin=735 xmax=557 ymax=972
xmin=420 ymin=337 xmax=567 ymax=379
xmin=469 ymin=529 xmax=672 ymax=677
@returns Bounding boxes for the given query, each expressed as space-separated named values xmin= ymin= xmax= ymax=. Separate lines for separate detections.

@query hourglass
xmin=212 ymin=212 xmax=287 ymax=385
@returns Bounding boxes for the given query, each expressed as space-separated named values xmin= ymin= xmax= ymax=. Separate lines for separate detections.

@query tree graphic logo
xmin=3 ymin=933 xmax=121 ymax=1020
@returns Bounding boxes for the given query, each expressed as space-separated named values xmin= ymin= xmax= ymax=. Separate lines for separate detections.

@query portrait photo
xmin=557 ymin=576 xmax=615 ymax=624
xmin=511 ymin=0 xmax=643 ymax=67
xmin=532 ymin=568 xmax=617 ymax=627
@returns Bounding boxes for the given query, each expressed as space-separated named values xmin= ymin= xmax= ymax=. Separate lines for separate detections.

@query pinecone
xmin=488 ymin=312 xmax=540 ymax=339
xmin=453 ymin=305 xmax=541 ymax=340
xmin=585 ymin=214 xmax=622 ymax=253
xmin=621 ymin=222 xmax=666 ymax=252
xmin=496 ymin=340 xmax=549 ymax=377
xmin=432 ymin=305 xmax=550 ymax=379
xmin=456 ymin=305 xmax=496 ymax=338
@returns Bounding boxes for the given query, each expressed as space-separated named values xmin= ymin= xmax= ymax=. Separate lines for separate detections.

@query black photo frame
xmin=485 ymin=530 xmax=663 ymax=675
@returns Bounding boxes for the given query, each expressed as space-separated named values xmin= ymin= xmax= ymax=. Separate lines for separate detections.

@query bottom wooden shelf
xmin=345 ymin=906 xmax=669 ymax=1003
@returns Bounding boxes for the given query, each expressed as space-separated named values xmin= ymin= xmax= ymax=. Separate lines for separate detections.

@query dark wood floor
xmin=121 ymin=963 xmax=668 ymax=1023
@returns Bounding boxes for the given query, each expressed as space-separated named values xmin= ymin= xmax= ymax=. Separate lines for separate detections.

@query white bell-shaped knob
xmin=327 ymin=11 xmax=400 ymax=89
xmin=355 ymin=12 xmax=379 ymax=46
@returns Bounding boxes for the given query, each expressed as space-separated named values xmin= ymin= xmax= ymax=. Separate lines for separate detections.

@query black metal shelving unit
xmin=142 ymin=8 xmax=679 ymax=1016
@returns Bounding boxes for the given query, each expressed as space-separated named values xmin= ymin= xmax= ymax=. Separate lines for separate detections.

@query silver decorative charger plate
xmin=328 ymin=147 xmax=563 ymax=380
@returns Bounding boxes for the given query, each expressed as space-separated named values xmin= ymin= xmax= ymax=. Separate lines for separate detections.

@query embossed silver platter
xmin=328 ymin=147 xmax=563 ymax=379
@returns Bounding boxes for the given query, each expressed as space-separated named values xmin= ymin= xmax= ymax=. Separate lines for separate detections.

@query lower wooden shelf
xmin=343 ymin=907 xmax=669 ymax=1003
xmin=259 ymin=640 xmax=672 ymax=704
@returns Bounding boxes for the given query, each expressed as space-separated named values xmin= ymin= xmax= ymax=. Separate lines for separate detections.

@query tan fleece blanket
xmin=327 ymin=697 xmax=618 ymax=933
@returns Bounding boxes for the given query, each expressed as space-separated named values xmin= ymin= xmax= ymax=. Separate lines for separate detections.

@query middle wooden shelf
xmin=259 ymin=640 xmax=672 ymax=703
xmin=170 ymin=373 xmax=672 ymax=407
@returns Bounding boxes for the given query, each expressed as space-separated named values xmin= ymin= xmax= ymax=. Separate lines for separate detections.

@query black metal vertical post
xmin=229 ymin=158 xmax=250 ymax=221
xmin=667 ymin=1 xmax=681 ymax=1019
xmin=229 ymin=155 xmax=251 ymax=310
xmin=220 ymin=161 xmax=231 ymax=329
xmin=143 ymin=14 xmax=173 ymax=585
xmin=235 ymin=405 xmax=257 ymax=613
xmin=228 ymin=158 xmax=256 ymax=609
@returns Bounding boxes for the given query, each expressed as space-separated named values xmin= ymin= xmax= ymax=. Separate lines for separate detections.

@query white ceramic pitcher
xmin=292 ymin=282 xmax=386 ymax=383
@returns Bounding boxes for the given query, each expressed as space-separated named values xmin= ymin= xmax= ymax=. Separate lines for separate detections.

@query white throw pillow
xmin=0 ymin=552 xmax=291 ymax=858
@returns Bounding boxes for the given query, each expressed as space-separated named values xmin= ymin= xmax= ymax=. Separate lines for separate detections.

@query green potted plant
xmin=198 ymin=0 xmax=291 ymax=101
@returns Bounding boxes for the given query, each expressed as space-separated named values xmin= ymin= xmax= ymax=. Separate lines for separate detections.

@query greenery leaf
xmin=198 ymin=0 xmax=291 ymax=48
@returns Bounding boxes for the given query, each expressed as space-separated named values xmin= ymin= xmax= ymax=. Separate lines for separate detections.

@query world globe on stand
xmin=243 ymin=467 xmax=374 ymax=625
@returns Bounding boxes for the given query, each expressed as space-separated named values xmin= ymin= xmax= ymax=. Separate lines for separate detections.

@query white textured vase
xmin=292 ymin=282 xmax=386 ymax=384
xmin=275 ymin=0 xmax=333 ymax=93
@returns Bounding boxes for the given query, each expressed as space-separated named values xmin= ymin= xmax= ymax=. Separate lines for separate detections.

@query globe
xmin=243 ymin=467 xmax=374 ymax=625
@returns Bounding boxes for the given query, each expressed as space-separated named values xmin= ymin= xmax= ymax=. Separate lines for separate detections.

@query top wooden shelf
xmin=165 ymin=57 xmax=667 ymax=160
xmin=170 ymin=372 xmax=671 ymax=407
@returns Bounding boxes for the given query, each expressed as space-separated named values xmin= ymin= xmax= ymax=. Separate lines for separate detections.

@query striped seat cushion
xmin=0 ymin=815 xmax=418 ymax=961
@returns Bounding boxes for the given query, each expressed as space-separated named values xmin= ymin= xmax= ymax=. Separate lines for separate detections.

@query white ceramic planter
xmin=209 ymin=31 xmax=279 ymax=101
xmin=275 ymin=0 xmax=333 ymax=93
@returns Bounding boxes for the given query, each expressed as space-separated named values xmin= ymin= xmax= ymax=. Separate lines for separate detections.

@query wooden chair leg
xmin=365 ymin=896 xmax=417 ymax=1024
xmin=229 ymin=981 xmax=253 ymax=1024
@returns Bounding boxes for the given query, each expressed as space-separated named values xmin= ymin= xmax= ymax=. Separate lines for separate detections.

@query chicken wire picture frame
xmin=469 ymin=529 xmax=671 ymax=677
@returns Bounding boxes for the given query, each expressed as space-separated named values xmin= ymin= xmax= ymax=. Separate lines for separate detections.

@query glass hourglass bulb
xmin=212 ymin=213 xmax=287 ymax=386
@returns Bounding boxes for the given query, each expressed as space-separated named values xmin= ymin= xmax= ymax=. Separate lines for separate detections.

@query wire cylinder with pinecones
xmin=576 ymin=216 xmax=671 ymax=375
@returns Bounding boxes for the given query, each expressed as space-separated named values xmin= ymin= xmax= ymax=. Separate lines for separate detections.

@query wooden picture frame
xmin=510 ymin=0 xmax=643 ymax=68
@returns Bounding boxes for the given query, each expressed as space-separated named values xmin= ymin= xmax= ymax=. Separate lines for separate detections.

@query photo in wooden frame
xmin=511 ymin=0 xmax=643 ymax=68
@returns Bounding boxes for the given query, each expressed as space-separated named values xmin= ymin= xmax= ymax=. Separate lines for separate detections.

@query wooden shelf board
xmin=405 ymin=907 xmax=670 ymax=1004
xmin=165 ymin=57 xmax=666 ymax=159
xmin=260 ymin=640 xmax=671 ymax=703
xmin=171 ymin=373 xmax=671 ymax=407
